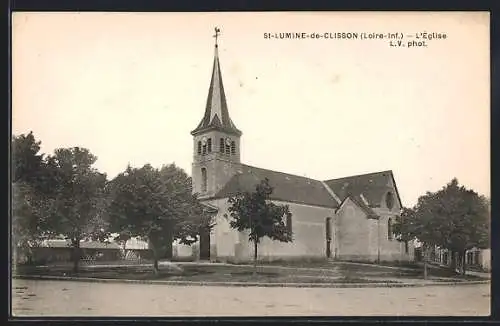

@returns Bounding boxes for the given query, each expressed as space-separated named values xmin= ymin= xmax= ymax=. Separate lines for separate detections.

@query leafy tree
xmin=44 ymin=147 xmax=108 ymax=273
xmin=392 ymin=207 xmax=416 ymax=254
xmin=11 ymin=132 xmax=54 ymax=264
xmin=107 ymin=163 xmax=203 ymax=274
xmin=12 ymin=132 xmax=43 ymax=184
xmin=393 ymin=178 xmax=489 ymax=275
xmin=12 ymin=182 xmax=53 ymax=265
xmin=227 ymin=178 xmax=293 ymax=269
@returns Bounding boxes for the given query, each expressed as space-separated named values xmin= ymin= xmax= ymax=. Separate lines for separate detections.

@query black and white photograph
xmin=11 ymin=11 xmax=490 ymax=317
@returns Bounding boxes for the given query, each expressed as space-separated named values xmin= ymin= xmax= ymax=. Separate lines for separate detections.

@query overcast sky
xmin=12 ymin=12 xmax=490 ymax=207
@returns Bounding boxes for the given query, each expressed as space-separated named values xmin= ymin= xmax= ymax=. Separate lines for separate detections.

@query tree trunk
xmin=72 ymin=238 xmax=80 ymax=274
xmin=153 ymin=258 xmax=159 ymax=275
xmin=26 ymin=248 xmax=34 ymax=266
xmin=462 ymin=249 xmax=467 ymax=276
xmin=450 ymin=251 xmax=457 ymax=273
xmin=423 ymin=246 xmax=428 ymax=280
xmin=150 ymin=241 xmax=160 ymax=275
xmin=163 ymin=230 xmax=173 ymax=260
xmin=253 ymin=240 xmax=258 ymax=275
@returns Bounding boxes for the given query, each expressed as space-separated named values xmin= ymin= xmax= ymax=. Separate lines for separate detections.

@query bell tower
xmin=191 ymin=28 xmax=242 ymax=198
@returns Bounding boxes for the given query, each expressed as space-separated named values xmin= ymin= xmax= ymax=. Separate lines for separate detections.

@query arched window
xmin=207 ymin=138 xmax=212 ymax=152
xmin=201 ymin=168 xmax=207 ymax=192
xmin=197 ymin=141 xmax=202 ymax=155
xmin=386 ymin=191 xmax=394 ymax=210
xmin=231 ymin=141 xmax=236 ymax=155
xmin=387 ymin=218 xmax=393 ymax=240
xmin=219 ymin=138 xmax=225 ymax=153
xmin=286 ymin=212 xmax=292 ymax=233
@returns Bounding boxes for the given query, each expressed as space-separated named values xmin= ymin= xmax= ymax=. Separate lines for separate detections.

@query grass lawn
xmin=12 ymin=260 xmax=486 ymax=284
xmin=14 ymin=264 xmax=402 ymax=284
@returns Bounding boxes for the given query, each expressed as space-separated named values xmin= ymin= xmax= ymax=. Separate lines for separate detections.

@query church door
xmin=325 ymin=217 xmax=332 ymax=259
xmin=199 ymin=228 xmax=210 ymax=261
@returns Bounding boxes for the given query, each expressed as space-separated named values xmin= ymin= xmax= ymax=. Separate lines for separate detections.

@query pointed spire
xmin=191 ymin=28 xmax=242 ymax=137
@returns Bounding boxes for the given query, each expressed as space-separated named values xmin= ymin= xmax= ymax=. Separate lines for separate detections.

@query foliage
xmin=227 ymin=178 xmax=293 ymax=265
xmin=107 ymin=163 xmax=206 ymax=273
xmin=11 ymin=133 xmax=54 ymax=263
xmin=43 ymin=147 xmax=108 ymax=272
xmin=12 ymin=182 xmax=52 ymax=264
xmin=392 ymin=207 xmax=416 ymax=243
xmin=12 ymin=132 xmax=43 ymax=184
xmin=393 ymin=178 xmax=490 ymax=274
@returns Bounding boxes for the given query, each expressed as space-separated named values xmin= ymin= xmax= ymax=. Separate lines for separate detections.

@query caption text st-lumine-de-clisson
xmin=263 ymin=31 xmax=447 ymax=48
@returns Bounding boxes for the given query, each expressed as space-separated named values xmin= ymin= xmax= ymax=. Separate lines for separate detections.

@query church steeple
xmin=191 ymin=27 xmax=242 ymax=137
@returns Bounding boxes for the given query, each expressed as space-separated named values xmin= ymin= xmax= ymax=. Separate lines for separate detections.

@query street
xmin=12 ymin=279 xmax=490 ymax=317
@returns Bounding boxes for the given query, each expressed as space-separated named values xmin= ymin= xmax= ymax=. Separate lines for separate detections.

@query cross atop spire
xmin=191 ymin=28 xmax=241 ymax=137
xmin=213 ymin=27 xmax=221 ymax=47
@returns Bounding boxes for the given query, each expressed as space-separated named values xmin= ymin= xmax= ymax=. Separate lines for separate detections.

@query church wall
xmin=367 ymin=219 xmax=380 ymax=259
xmin=243 ymin=201 xmax=334 ymax=262
xmin=371 ymin=183 xmax=415 ymax=262
xmin=336 ymin=198 xmax=374 ymax=261
xmin=209 ymin=198 xmax=335 ymax=262
xmin=207 ymin=198 xmax=239 ymax=260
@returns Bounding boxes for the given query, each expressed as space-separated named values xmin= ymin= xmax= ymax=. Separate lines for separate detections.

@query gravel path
xmin=12 ymin=279 xmax=490 ymax=317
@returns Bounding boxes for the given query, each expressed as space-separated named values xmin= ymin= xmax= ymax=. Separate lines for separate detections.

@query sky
xmin=12 ymin=12 xmax=490 ymax=207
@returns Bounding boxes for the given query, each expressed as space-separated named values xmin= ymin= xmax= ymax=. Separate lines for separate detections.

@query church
xmin=190 ymin=31 xmax=414 ymax=264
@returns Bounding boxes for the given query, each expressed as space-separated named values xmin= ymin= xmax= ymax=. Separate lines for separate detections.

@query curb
xmin=12 ymin=275 xmax=490 ymax=289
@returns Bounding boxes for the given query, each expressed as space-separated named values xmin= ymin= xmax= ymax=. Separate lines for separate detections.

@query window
xmin=386 ymin=192 xmax=394 ymax=210
xmin=197 ymin=141 xmax=202 ymax=155
xmin=207 ymin=138 xmax=212 ymax=152
xmin=220 ymin=138 xmax=225 ymax=153
xmin=231 ymin=141 xmax=236 ymax=155
xmin=202 ymin=144 xmax=207 ymax=155
xmin=201 ymin=168 xmax=207 ymax=192
xmin=387 ymin=218 xmax=393 ymax=240
xmin=404 ymin=241 xmax=409 ymax=254
xmin=225 ymin=144 xmax=230 ymax=154
xmin=286 ymin=212 xmax=292 ymax=233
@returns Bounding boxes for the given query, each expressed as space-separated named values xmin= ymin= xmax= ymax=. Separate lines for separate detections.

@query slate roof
xmin=214 ymin=164 xmax=339 ymax=208
xmin=191 ymin=45 xmax=242 ymax=137
xmin=341 ymin=195 xmax=378 ymax=219
xmin=212 ymin=168 xmax=401 ymax=217
xmin=324 ymin=170 xmax=400 ymax=209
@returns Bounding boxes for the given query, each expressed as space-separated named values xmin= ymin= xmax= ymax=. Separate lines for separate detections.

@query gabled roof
xmin=214 ymin=164 xmax=339 ymax=208
xmin=324 ymin=170 xmax=401 ymax=208
xmin=191 ymin=44 xmax=242 ymax=137
xmin=338 ymin=195 xmax=379 ymax=219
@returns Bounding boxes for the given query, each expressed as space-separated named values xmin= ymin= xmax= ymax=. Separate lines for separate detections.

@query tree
xmin=12 ymin=131 xmax=43 ymax=184
xmin=12 ymin=182 xmax=53 ymax=265
xmin=227 ymin=178 xmax=293 ymax=270
xmin=392 ymin=207 xmax=416 ymax=254
xmin=393 ymin=178 xmax=489 ymax=275
xmin=44 ymin=147 xmax=108 ymax=273
xmin=11 ymin=132 xmax=54 ymax=264
xmin=107 ymin=163 xmax=203 ymax=274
